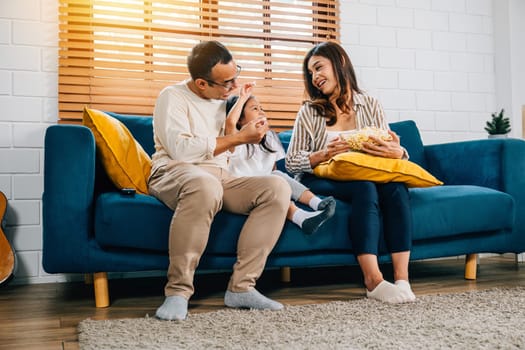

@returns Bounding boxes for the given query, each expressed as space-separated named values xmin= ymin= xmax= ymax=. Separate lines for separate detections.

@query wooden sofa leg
xmin=464 ymin=254 xmax=478 ymax=280
xmin=93 ymin=272 xmax=110 ymax=308
xmin=280 ymin=267 xmax=291 ymax=283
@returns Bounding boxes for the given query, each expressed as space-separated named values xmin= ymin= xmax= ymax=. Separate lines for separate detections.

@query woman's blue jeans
xmin=301 ymin=174 xmax=412 ymax=255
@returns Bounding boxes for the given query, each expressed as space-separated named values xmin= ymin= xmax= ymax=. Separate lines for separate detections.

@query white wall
xmin=340 ymin=0 xmax=500 ymax=144
xmin=493 ymin=0 xmax=525 ymax=138
xmin=0 ymin=0 xmax=523 ymax=285
xmin=0 ymin=0 xmax=60 ymax=284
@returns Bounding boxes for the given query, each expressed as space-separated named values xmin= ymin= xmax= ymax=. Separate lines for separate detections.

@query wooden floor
xmin=0 ymin=255 xmax=524 ymax=350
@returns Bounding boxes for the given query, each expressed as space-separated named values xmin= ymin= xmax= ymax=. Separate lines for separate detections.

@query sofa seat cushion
xmin=94 ymin=192 xmax=353 ymax=254
xmin=409 ymin=185 xmax=514 ymax=241
xmin=94 ymin=193 xmax=172 ymax=251
xmin=204 ymin=199 xmax=353 ymax=255
xmin=94 ymin=185 xmax=514 ymax=254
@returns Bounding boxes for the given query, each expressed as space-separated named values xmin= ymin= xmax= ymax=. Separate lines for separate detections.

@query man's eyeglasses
xmin=205 ymin=65 xmax=242 ymax=90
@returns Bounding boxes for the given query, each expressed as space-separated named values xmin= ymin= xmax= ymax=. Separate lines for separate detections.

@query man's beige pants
xmin=148 ymin=162 xmax=291 ymax=299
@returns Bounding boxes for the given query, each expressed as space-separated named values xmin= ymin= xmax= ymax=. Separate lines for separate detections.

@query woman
xmin=285 ymin=41 xmax=415 ymax=303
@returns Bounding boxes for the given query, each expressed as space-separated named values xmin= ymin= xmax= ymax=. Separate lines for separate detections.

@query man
xmin=149 ymin=40 xmax=291 ymax=321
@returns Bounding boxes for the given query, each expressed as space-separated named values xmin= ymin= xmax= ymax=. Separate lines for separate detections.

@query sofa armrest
xmin=42 ymin=125 xmax=96 ymax=273
xmin=425 ymin=138 xmax=525 ymax=251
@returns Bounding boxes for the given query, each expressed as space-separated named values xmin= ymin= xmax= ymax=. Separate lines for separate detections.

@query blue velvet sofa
xmin=43 ymin=113 xmax=525 ymax=307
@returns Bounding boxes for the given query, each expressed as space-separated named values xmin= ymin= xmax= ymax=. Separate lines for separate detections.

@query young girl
xmin=226 ymin=94 xmax=336 ymax=235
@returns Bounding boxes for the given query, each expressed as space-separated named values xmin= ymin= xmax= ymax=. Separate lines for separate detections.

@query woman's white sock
xmin=366 ymin=280 xmax=407 ymax=304
xmin=395 ymin=280 xmax=416 ymax=302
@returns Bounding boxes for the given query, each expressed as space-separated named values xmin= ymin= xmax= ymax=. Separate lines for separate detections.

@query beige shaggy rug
xmin=78 ymin=287 xmax=525 ymax=350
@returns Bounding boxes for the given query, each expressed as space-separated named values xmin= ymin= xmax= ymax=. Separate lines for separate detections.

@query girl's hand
xmin=361 ymin=130 xmax=404 ymax=159
xmin=225 ymin=81 xmax=257 ymax=138
xmin=239 ymin=81 xmax=256 ymax=102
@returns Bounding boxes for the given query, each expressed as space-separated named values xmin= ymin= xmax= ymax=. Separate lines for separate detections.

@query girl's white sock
xmin=308 ymin=197 xmax=322 ymax=210
xmin=292 ymin=208 xmax=331 ymax=235
xmin=292 ymin=208 xmax=317 ymax=227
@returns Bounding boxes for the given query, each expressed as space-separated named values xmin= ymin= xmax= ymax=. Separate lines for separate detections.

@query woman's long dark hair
xmin=226 ymin=95 xmax=276 ymax=158
xmin=302 ymin=41 xmax=361 ymax=126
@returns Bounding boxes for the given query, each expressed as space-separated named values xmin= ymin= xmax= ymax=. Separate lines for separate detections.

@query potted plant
xmin=485 ymin=108 xmax=511 ymax=138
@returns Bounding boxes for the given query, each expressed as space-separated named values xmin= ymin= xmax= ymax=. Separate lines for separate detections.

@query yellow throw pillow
xmin=83 ymin=107 xmax=151 ymax=194
xmin=313 ymin=152 xmax=443 ymax=188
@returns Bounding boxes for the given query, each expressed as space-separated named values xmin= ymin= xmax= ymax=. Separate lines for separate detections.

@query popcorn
xmin=340 ymin=126 xmax=392 ymax=151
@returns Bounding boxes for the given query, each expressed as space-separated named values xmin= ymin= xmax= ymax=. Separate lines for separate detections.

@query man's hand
xmin=215 ymin=115 xmax=267 ymax=156
xmin=238 ymin=116 xmax=269 ymax=144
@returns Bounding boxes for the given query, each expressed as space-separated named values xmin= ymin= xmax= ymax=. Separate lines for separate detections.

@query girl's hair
xmin=226 ymin=95 xmax=276 ymax=158
xmin=302 ymin=41 xmax=361 ymax=126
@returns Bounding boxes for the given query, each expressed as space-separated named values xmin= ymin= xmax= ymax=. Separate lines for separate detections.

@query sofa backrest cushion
xmin=106 ymin=112 xmax=155 ymax=157
xmin=278 ymin=120 xmax=427 ymax=168
xmin=389 ymin=120 xmax=426 ymax=167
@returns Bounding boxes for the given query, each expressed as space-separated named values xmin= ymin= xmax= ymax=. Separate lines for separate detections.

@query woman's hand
xmin=361 ymin=130 xmax=404 ymax=159
xmin=325 ymin=137 xmax=351 ymax=158
xmin=310 ymin=137 xmax=350 ymax=168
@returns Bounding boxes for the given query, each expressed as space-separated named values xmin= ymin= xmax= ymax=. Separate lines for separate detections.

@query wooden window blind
xmin=58 ymin=0 xmax=339 ymax=130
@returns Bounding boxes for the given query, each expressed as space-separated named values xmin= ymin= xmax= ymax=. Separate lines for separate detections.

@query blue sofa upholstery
xmin=43 ymin=114 xmax=525 ymax=307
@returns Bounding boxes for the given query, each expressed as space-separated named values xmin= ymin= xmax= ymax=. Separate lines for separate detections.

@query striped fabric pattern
xmin=285 ymin=93 xmax=390 ymax=175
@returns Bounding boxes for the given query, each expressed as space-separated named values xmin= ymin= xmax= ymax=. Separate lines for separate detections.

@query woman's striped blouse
xmin=284 ymin=92 xmax=390 ymax=176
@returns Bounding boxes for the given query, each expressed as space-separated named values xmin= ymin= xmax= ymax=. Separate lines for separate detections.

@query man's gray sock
xmin=224 ymin=289 xmax=283 ymax=310
xmin=155 ymin=295 xmax=188 ymax=321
